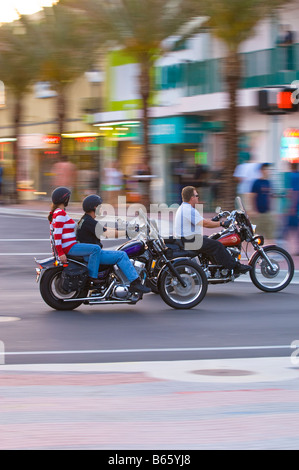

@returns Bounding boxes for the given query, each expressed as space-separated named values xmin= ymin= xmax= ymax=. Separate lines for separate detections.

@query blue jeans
xmin=68 ymin=243 xmax=139 ymax=282
xmin=68 ymin=243 xmax=102 ymax=278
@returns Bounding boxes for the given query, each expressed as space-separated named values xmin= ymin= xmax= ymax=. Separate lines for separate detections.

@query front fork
xmin=250 ymin=243 xmax=278 ymax=272
xmin=159 ymin=255 xmax=187 ymax=288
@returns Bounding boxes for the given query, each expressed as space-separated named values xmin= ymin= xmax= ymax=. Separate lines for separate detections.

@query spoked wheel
xmin=158 ymin=260 xmax=208 ymax=309
xmin=40 ymin=268 xmax=88 ymax=310
xmin=250 ymin=246 xmax=294 ymax=292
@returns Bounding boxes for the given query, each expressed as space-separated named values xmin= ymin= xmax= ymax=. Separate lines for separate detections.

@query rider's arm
xmin=104 ymin=227 xmax=126 ymax=238
xmin=52 ymin=209 xmax=68 ymax=263
xmin=202 ymin=219 xmax=222 ymax=229
xmin=52 ymin=210 xmax=66 ymax=258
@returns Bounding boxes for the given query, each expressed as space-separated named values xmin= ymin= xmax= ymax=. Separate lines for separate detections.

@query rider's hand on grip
xmin=221 ymin=220 xmax=230 ymax=228
xmin=211 ymin=215 xmax=220 ymax=221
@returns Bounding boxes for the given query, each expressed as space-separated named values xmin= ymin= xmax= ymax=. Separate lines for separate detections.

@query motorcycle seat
xmin=66 ymin=255 xmax=111 ymax=273
xmin=67 ymin=255 xmax=85 ymax=262
xmin=164 ymin=237 xmax=184 ymax=248
xmin=165 ymin=243 xmax=198 ymax=260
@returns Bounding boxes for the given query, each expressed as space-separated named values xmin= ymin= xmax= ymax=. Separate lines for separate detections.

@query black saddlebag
xmin=60 ymin=264 xmax=89 ymax=293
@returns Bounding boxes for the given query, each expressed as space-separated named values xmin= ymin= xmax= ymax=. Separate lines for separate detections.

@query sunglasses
xmin=193 ymin=194 xmax=199 ymax=198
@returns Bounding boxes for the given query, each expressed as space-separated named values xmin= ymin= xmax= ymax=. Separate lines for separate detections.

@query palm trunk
xmin=222 ymin=51 xmax=242 ymax=210
xmin=139 ymin=58 xmax=152 ymax=207
xmin=140 ymin=64 xmax=150 ymax=165
xmin=12 ymin=98 xmax=22 ymax=203
xmin=57 ymin=88 xmax=66 ymax=157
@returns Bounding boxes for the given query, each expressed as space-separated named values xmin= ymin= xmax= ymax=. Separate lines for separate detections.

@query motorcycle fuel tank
xmin=218 ymin=233 xmax=241 ymax=246
xmin=118 ymin=240 xmax=145 ymax=257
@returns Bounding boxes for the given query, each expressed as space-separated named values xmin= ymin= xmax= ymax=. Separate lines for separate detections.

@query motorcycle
xmin=148 ymin=197 xmax=294 ymax=293
xmin=35 ymin=210 xmax=208 ymax=310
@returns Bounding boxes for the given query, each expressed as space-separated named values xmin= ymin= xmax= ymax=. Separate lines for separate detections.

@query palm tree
xmin=0 ymin=17 xmax=42 ymax=201
xmin=186 ymin=0 xmax=291 ymax=208
xmin=61 ymin=0 xmax=196 ymax=202
xmin=35 ymin=4 xmax=100 ymax=155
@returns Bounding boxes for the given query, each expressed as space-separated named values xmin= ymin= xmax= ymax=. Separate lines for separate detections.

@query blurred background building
xmin=0 ymin=1 xmax=299 ymax=209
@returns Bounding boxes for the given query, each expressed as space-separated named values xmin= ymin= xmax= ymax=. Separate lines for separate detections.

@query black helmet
xmin=51 ymin=187 xmax=71 ymax=206
xmin=82 ymin=194 xmax=103 ymax=213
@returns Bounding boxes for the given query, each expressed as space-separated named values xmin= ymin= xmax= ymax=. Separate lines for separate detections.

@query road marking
xmin=0 ymin=214 xmax=46 ymax=219
xmin=0 ymin=239 xmax=49 ymax=241
xmin=0 ymin=253 xmax=51 ymax=255
xmin=0 ymin=316 xmax=20 ymax=323
xmin=2 ymin=344 xmax=298 ymax=357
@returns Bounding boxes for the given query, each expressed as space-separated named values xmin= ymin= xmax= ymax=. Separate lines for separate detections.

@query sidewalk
xmin=1 ymin=199 xmax=298 ymax=270
xmin=1 ymin=356 xmax=299 ymax=450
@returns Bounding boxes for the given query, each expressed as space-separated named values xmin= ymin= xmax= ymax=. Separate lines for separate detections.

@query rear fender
xmin=35 ymin=256 xmax=57 ymax=269
xmin=35 ymin=256 xmax=58 ymax=283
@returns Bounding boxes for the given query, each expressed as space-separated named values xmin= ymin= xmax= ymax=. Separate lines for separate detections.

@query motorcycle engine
xmin=113 ymin=286 xmax=129 ymax=299
xmin=131 ymin=260 xmax=146 ymax=275
xmin=114 ymin=260 xmax=146 ymax=285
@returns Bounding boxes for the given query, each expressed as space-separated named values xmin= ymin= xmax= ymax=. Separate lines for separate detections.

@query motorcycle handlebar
xmin=211 ymin=210 xmax=231 ymax=222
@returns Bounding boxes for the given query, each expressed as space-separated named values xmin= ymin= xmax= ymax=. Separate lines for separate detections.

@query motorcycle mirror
xmin=215 ymin=206 xmax=221 ymax=214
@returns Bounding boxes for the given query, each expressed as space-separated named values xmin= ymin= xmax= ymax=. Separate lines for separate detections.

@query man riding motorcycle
xmin=174 ymin=186 xmax=252 ymax=275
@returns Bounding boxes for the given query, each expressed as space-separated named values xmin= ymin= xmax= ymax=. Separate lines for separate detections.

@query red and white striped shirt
xmin=50 ymin=208 xmax=77 ymax=257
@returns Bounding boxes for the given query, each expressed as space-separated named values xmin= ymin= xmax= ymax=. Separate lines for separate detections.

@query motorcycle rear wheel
xmin=40 ymin=268 xmax=88 ymax=310
xmin=250 ymin=246 xmax=294 ymax=292
xmin=158 ymin=260 xmax=208 ymax=309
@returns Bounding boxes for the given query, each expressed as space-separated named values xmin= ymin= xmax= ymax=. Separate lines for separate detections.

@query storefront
xmin=0 ymin=138 xmax=15 ymax=200
xmin=281 ymin=128 xmax=299 ymax=164
xmin=33 ymin=132 xmax=101 ymax=200
xmin=62 ymin=132 xmax=101 ymax=199
xmin=93 ymin=121 xmax=141 ymax=202
xmin=149 ymin=116 xmax=206 ymax=205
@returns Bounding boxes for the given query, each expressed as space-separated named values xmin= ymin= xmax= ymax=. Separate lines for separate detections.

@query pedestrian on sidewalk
xmin=278 ymin=163 xmax=299 ymax=254
xmin=249 ymin=163 xmax=275 ymax=242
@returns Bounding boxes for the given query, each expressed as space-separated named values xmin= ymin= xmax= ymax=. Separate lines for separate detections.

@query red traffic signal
xmin=258 ymin=86 xmax=299 ymax=114
xmin=277 ymin=90 xmax=293 ymax=109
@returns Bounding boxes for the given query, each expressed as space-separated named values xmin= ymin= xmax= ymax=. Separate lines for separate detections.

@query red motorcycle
xmin=148 ymin=197 xmax=294 ymax=293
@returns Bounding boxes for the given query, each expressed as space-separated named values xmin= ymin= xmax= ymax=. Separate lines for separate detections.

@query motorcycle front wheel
xmin=250 ymin=246 xmax=294 ymax=292
xmin=40 ymin=267 xmax=88 ymax=310
xmin=158 ymin=260 xmax=208 ymax=309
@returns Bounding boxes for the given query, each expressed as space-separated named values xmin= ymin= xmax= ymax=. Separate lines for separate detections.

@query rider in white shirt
xmin=174 ymin=186 xmax=251 ymax=274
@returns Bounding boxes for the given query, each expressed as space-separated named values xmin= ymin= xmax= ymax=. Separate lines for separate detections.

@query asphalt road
xmin=0 ymin=213 xmax=298 ymax=366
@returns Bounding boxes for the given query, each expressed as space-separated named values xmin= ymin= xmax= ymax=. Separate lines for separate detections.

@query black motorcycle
xmin=35 ymin=210 xmax=208 ymax=310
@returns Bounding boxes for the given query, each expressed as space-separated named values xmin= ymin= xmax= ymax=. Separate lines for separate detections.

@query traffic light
xmin=258 ymin=86 xmax=299 ymax=114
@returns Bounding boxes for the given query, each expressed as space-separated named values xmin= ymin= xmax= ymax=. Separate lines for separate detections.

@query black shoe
xmin=234 ymin=263 xmax=252 ymax=275
xmin=89 ymin=277 xmax=101 ymax=287
xmin=129 ymin=279 xmax=151 ymax=294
